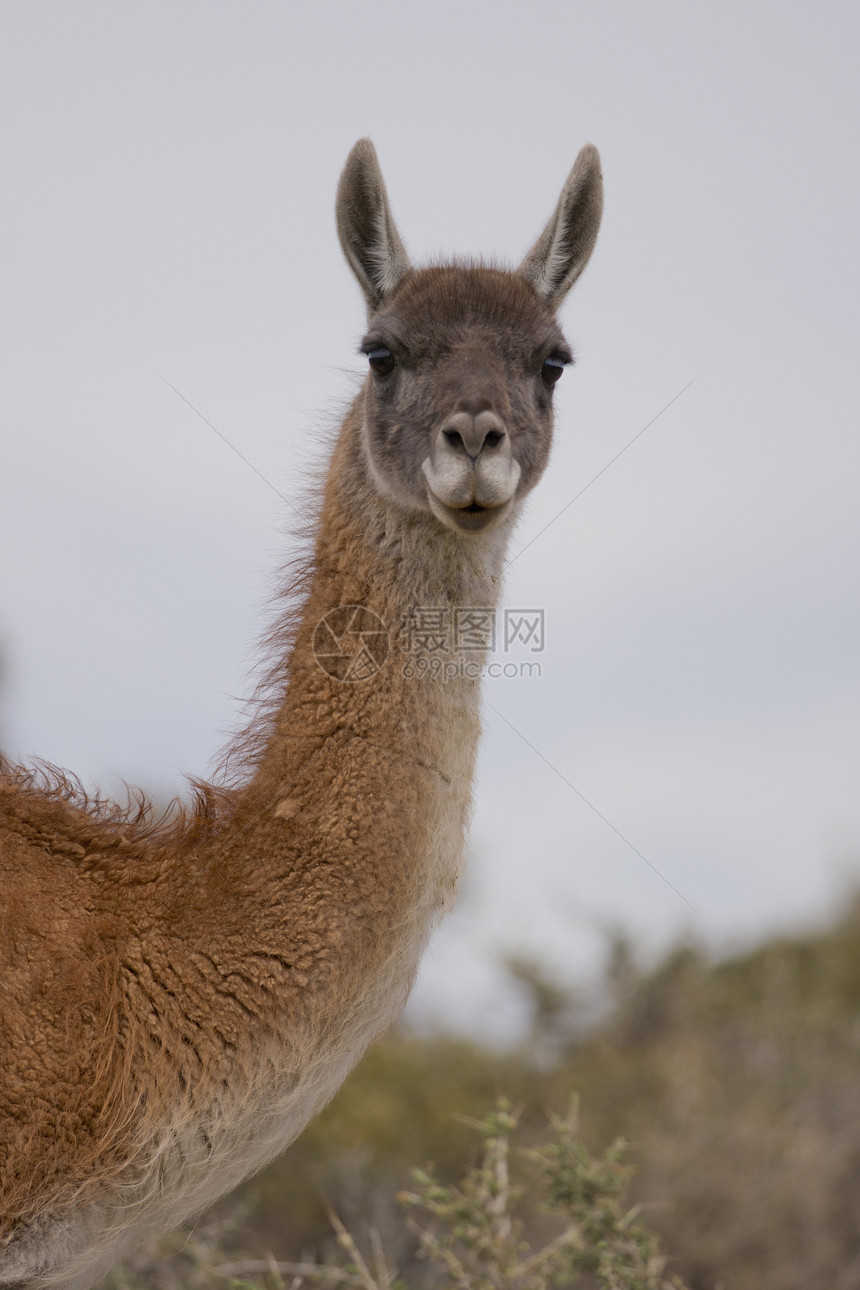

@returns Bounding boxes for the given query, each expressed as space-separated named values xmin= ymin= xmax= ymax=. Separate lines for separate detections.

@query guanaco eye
xmin=540 ymin=355 xmax=567 ymax=386
xmin=366 ymin=346 xmax=396 ymax=378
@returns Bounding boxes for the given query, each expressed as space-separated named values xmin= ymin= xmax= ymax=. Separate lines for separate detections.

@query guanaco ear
xmin=336 ymin=138 xmax=412 ymax=314
xmin=518 ymin=144 xmax=603 ymax=309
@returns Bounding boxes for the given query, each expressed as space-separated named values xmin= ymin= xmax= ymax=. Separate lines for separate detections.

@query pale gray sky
xmin=2 ymin=2 xmax=858 ymax=1039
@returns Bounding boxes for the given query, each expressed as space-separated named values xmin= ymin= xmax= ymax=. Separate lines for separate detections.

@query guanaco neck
xmin=240 ymin=396 xmax=519 ymax=808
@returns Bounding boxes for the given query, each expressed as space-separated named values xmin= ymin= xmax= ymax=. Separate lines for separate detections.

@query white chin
xmin=427 ymin=492 xmax=513 ymax=534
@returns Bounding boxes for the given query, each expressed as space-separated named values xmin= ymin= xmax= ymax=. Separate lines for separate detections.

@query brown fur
xmin=0 ymin=139 xmax=601 ymax=1289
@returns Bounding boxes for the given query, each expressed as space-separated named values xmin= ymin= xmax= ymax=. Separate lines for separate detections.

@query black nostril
xmin=483 ymin=430 xmax=503 ymax=449
xmin=444 ymin=429 xmax=465 ymax=451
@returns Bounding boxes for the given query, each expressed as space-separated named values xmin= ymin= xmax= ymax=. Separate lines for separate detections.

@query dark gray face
xmin=359 ymin=266 xmax=573 ymax=534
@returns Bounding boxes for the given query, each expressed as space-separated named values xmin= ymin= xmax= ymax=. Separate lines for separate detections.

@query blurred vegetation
xmin=112 ymin=896 xmax=860 ymax=1289
xmin=111 ymin=1102 xmax=685 ymax=1290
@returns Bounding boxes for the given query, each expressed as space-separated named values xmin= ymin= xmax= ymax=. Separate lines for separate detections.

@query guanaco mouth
xmin=427 ymin=491 xmax=512 ymax=533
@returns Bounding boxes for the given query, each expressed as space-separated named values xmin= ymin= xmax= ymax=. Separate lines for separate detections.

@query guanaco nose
xmin=440 ymin=408 xmax=508 ymax=461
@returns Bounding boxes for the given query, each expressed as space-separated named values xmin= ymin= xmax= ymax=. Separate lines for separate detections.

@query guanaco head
xmin=336 ymin=139 xmax=602 ymax=535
